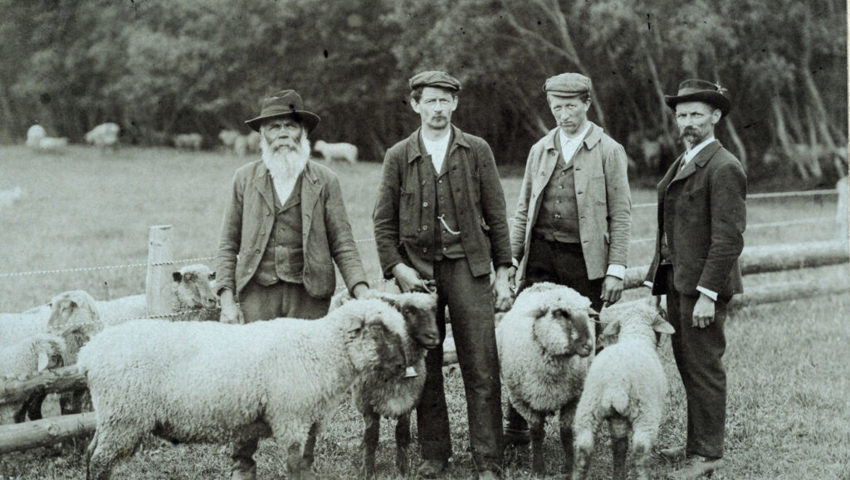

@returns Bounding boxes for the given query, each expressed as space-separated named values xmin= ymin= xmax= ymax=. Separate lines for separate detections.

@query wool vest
xmin=254 ymin=175 xmax=304 ymax=285
xmin=533 ymin=145 xmax=581 ymax=243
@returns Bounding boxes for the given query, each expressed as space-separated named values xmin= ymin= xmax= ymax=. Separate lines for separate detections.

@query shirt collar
xmin=683 ymin=135 xmax=715 ymax=164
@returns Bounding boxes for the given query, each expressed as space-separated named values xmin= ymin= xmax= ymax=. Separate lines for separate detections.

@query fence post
xmin=146 ymin=225 xmax=174 ymax=316
xmin=837 ymin=177 xmax=848 ymax=245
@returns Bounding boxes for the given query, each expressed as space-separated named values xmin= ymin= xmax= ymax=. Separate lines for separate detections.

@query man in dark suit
xmin=645 ymin=79 xmax=747 ymax=479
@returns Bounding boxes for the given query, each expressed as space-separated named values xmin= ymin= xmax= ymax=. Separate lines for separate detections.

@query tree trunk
xmin=724 ymin=117 xmax=748 ymax=169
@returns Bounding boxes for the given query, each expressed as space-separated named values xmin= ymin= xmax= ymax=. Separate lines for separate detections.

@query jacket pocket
xmin=398 ymin=189 xmax=418 ymax=240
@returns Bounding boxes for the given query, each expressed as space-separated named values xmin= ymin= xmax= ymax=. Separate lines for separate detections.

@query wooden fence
xmin=1 ymin=180 xmax=847 ymax=454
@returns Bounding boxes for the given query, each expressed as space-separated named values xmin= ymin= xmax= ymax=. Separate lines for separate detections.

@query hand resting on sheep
xmin=77 ymin=298 xmax=409 ymax=480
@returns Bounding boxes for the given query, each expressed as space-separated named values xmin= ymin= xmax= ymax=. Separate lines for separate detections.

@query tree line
xmin=0 ymin=0 xmax=846 ymax=186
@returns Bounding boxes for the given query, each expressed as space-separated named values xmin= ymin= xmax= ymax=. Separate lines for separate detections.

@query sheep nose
xmin=421 ymin=333 xmax=440 ymax=349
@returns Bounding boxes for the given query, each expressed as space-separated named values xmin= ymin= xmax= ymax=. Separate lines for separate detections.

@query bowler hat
xmin=245 ymin=90 xmax=321 ymax=133
xmin=664 ymin=79 xmax=731 ymax=117
xmin=409 ymin=71 xmax=461 ymax=92
xmin=544 ymin=72 xmax=591 ymax=98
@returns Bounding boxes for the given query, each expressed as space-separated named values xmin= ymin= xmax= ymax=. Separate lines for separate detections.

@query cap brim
xmin=665 ymin=92 xmax=731 ymax=118
xmin=245 ymin=111 xmax=321 ymax=133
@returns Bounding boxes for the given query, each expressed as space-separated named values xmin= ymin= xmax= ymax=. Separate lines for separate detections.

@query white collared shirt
xmin=422 ymin=130 xmax=451 ymax=173
xmin=558 ymin=123 xmax=591 ymax=167
xmin=680 ymin=135 xmax=715 ymax=169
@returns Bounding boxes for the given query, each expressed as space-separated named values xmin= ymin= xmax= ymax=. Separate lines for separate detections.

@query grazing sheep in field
xmin=320 ymin=288 xmax=439 ymax=478
xmin=573 ymin=300 xmax=675 ymax=480
xmin=173 ymin=133 xmax=202 ymax=150
xmin=314 ymin=140 xmax=358 ymax=164
xmin=218 ymin=129 xmax=239 ymax=148
xmin=26 ymin=124 xmax=46 ymax=147
xmin=0 ymin=333 xmax=66 ymax=424
xmin=85 ymin=122 xmax=120 ymax=149
xmin=37 ymin=136 xmax=69 ymax=151
xmin=496 ymin=282 xmax=597 ymax=476
xmin=77 ymin=298 xmax=409 ymax=480
xmin=220 ymin=129 xmax=260 ymax=157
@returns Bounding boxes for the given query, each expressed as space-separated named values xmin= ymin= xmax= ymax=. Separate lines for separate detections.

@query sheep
xmin=573 ymin=299 xmax=675 ymax=480
xmin=313 ymin=140 xmax=358 ymax=164
xmin=496 ymin=282 xmax=597 ymax=476
xmin=0 ymin=311 xmax=50 ymax=348
xmin=37 ymin=136 xmax=69 ymax=151
xmin=0 ymin=333 xmax=66 ymax=424
xmin=26 ymin=124 xmax=46 ymax=147
xmin=218 ymin=129 xmax=239 ymax=149
xmin=173 ymin=133 xmax=202 ymax=150
xmin=321 ymin=287 xmax=439 ymax=478
xmin=77 ymin=298 xmax=409 ymax=480
xmin=85 ymin=122 xmax=120 ymax=149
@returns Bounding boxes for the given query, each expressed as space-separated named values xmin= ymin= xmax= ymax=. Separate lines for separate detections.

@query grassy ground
xmin=0 ymin=145 xmax=848 ymax=479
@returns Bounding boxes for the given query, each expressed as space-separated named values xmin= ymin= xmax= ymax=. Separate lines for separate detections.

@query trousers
xmin=417 ymin=257 xmax=503 ymax=471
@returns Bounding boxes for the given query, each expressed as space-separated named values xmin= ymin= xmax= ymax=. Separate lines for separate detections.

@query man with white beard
xmin=215 ymin=89 xmax=369 ymax=479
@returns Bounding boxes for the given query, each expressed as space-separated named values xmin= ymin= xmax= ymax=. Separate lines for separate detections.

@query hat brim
xmin=245 ymin=111 xmax=321 ymax=133
xmin=665 ymin=92 xmax=731 ymax=118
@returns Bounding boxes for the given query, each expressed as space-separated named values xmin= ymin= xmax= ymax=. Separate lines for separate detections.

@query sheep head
xmin=31 ymin=334 xmax=67 ymax=372
xmin=598 ymin=300 xmax=675 ymax=349
xmin=375 ymin=292 xmax=439 ymax=350
xmin=531 ymin=306 xmax=594 ymax=358
xmin=338 ymin=299 xmax=409 ymax=379
xmin=47 ymin=290 xmax=100 ymax=333
xmin=172 ymin=264 xmax=218 ymax=309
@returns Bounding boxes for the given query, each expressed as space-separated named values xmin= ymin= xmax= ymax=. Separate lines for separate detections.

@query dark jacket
xmin=646 ymin=140 xmax=747 ymax=299
xmin=216 ymin=160 xmax=367 ymax=300
xmin=373 ymin=126 xmax=512 ymax=278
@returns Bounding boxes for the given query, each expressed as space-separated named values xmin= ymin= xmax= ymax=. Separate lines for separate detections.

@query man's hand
xmin=493 ymin=266 xmax=514 ymax=312
xmin=692 ymin=293 xmax=715 ymax=328
xmin=600 ymin=275 xmax=624 ymax=307
xmin=351 ymin=282 xmax=370 ymax=299
xmin=392 ymin=263 xmax=429 ymax=293
xmin=219 ymin=289 xmax=244 ymax=324
xmin=507 ymin=265 xmax=517 ymax=290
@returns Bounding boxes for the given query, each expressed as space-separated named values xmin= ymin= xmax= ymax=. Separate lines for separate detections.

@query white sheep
xmin=321 ymin=288 xmax=439 ymax=477
xmin=218 ymin=129 xmax=239 ymax=149
xmin=85 ymin=122 xmax=120 ymax=149
xmin=573 ymin=299 xmax=675 ymax=480
xmin=496 ymin=282 xmax=597 ymax=476
xmin=77 ymin=298 xmax=409 ymax=480
xmin=37 ymin=136 xmax=69 ymax=151
xmin=26 ymin=124 xmax=46 ymax=147
xmin=0 ymin=333 xmax=66 ymax=424
xmin=314 ymin=140 xmax=358 ymax=164
xmin=173 ymin=133 xmax=202 ymax=150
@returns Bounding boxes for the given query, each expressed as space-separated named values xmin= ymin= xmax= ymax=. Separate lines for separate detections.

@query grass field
xmin=0 ymin=145 xmax=848 ymax=479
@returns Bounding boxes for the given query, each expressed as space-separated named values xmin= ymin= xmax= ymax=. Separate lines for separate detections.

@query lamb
xmin=37 ymin=136 xmax=69 ymax=151
xmin=26 ymin=124 xmax=46 ymax=147
xmin=323 ymin=288 xmax=439 ymax=477
xmin=572 ymin=299 xmax=675 ymax=480
xmin=78 ymin=298 xmax=408 ymax=480
xmin=314 ymin=140 xmax=358 ymax=164
xmin=172 ymin=133 xmax=202 ymax=150
xmin=0 ymin=333 xmax=66 ymax=424
xmin=84 ymin=122 xmax=120 ymax=149
xmin=496 ymin=282 xmax=597 ymax=476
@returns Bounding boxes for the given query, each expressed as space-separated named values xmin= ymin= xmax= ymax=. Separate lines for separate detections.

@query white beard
xmin=261 ymin=134 xmax=311 ymax=204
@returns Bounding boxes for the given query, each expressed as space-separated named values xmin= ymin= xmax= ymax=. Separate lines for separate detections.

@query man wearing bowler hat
xmin=505 ymin=72 xmax=631 ymax=451
xmin=215 ymin=89 xmax=369 ymax=479
xmin=373 ymin=71 xmax=513 ymax=479
xmin=645 ymin=79 xmax=747 ymax=479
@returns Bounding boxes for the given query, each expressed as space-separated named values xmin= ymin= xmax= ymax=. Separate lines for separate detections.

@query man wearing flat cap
xmin=373 ymin=70 xmax=513 ymax=479
xmin=215 ymin=89 xmax=369 ymax=479
xmin=505 ymin=72 xmax=631 ymax=453
xmin=645 ymin=79 xmax=747 ymax=479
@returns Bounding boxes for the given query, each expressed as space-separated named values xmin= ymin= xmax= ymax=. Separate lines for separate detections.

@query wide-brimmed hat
xmin=245 ymin=90 xmax=321 ymax=133
xmin=664 ymin=79 xmax=731 ymax=117
xmin=543 ymin=72 xmax=591 ymax=98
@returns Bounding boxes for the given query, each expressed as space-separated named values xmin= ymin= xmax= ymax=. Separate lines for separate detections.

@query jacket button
xmin=423 ymin=201 xmax=429 ymax=207
xmin=422 ymin=225 xmax=428 ymax=231
xmin=255 ymin=249 xmax=260 ymax=254
xmin=423 ymin=247 xmax=428 ymax=253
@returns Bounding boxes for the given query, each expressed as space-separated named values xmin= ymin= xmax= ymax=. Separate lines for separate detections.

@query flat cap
xmin=409 ymin=71 xmax=461 ymax=92
xmin=543 ymin=72 xmax=591 ymax=97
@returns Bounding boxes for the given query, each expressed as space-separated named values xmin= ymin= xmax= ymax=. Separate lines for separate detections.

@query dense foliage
xmin=0 ymin=0 xmax=846 ymax=185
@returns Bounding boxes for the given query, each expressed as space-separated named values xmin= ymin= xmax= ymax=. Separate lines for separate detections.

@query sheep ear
xmin=37 ymin=352 xmax=49 ymax=372
xmin=172 ymin=271 xmax=183 ymax=282
xmin=374 ymin=292 xmax=401 ymax=310
xmin=588 ymin=308 xmax=599 ymax=322
xmin=209 ymin=271 xmax=216 ymax=280
xmin=598 ymin=319 xmax=621 ymax=345
xmin=346 ymin=315 xmax=366 ymax=336
xmin=653 ymin=316 xmax=676 ymax=335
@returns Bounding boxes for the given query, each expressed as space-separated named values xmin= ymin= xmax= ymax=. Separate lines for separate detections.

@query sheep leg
xmin=286 ymin=440 xmax=316 ymax=480
xmin=302 ymin=422 xmax=319 ymax=468
xmin=608 ymin=415 xmax=630 ymax=480
xmin=86 ymin=424 xmax=143 ymax=480
xmin=359 ymin=410 xmax=380 ymax=479
xmin=630 ymin=425 xmax=656 ymax=480
xmin=572 ymin=414 xmax=595 ymax=480
xmin=559 ymin=400 xmax=579 ymax=476
xmin=24 ymin=392 xmax=46 ymax=421
xmin=395 ymin=413 xmax=411 ymax=475
xmin=529 ymin=415 xmax=547 ymax=476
